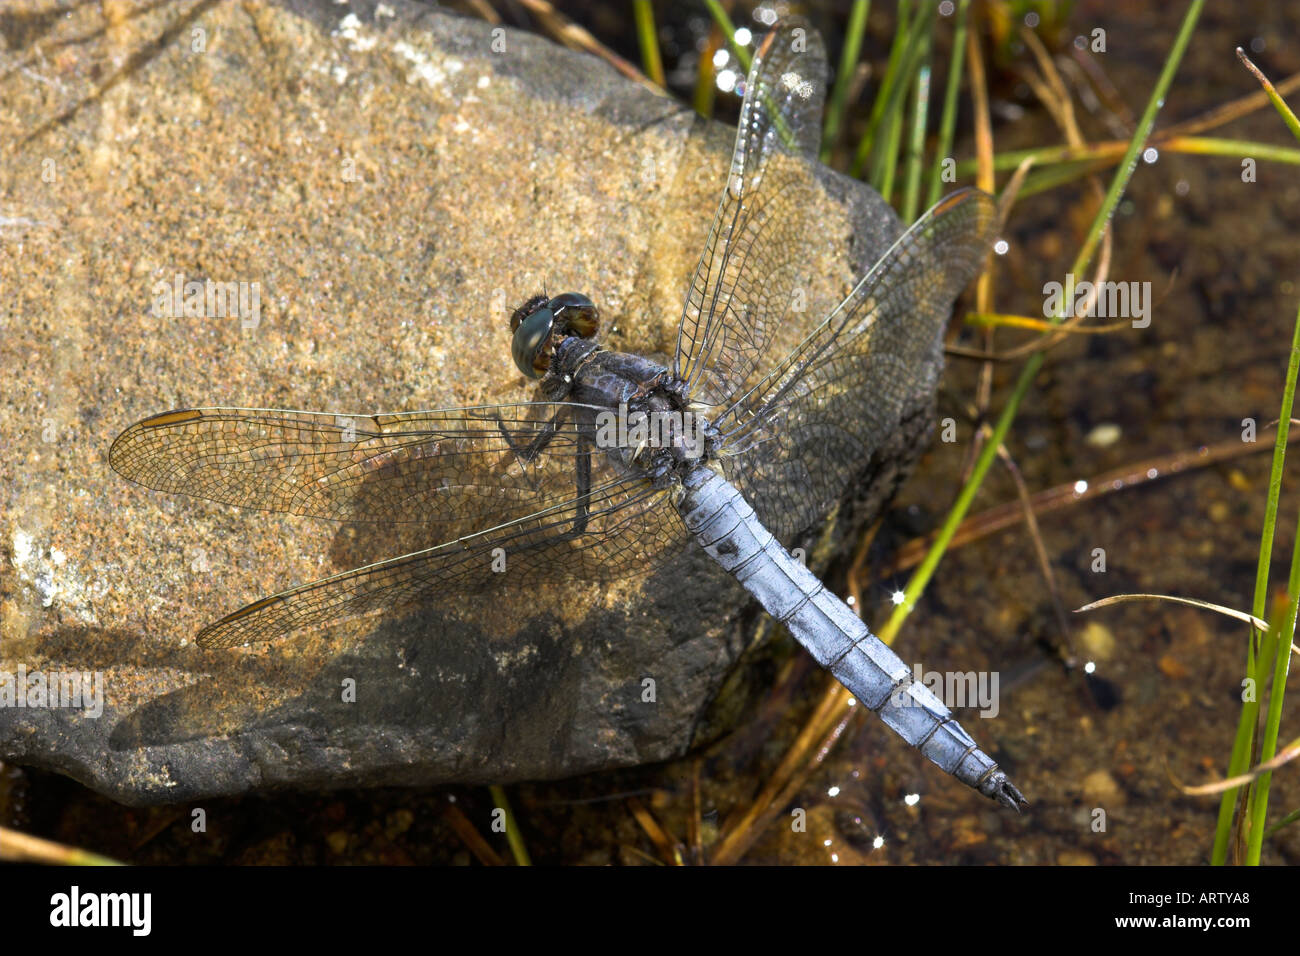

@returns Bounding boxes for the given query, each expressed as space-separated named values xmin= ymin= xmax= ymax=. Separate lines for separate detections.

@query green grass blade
xmin=878 ymin=0 xmax=1206 ymax=647
xmin=877 ymin=98 xmax=904 ymax=202
xmin=1014 ymin=157 xmax=1120 ymax=199
xmin=1264 ymin=805 xmax=1300 ymax=840
xmin=901 ymin=55 xmax=932 ymax=222
xmin=692 ymin=34 xmax=717 ymax=118
xmin=868 ymin=2 xmax=937 ymax=190
xmin=1246 ymin=585 xmax=1294 ymax=863
xmin=822 ymin=0 xmax=872 ymax=163
xmin=1214 ymin=49 xmax=1300 ymax=867
xmin=1163 ymin=136 xmax=1300 ymax=163
xmin=489 ymin=784 xmax=532 ymax=866
xmin=1238 ymin=47 xmax=1300 ymax=143
xmin=955 ymin=137 xmax=1300 ymax=178
xmin=927 ymin=0 xmax=971 ymax=207
xmin=851 ymin=0 xmax=913 ymax=178
xmin=1212 ymin=302 xmax=1300 ymax=864
xmin=703 ymin=0 xmax=751 ymax=74
xmin=633 ymin=0 xmax=664 ymax=88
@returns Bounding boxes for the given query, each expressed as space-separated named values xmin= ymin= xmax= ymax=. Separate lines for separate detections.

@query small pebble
xmin=1078 ymin=621 xmax=1116 ymax=661
xmin=1158 ymin=653 xmax=1188 ymax=679
xmin=1082 ymin=769 xmax=1125 ymax=806
xmin=384 ymin=808 xmax=414 ymax=839
xmin=1085 ymin=423 xmax=1121 ymax=447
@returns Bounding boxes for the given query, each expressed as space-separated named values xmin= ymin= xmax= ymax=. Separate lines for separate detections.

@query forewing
xmin=715 ymin=189 xmax=998 ymax=540
xmin=672 ymin=16 xmax=827 ymax=409
xmin=109 ymin=404 xmax=607 ymax=531
xmin=196 ymin=475 xmax=687 ymax=647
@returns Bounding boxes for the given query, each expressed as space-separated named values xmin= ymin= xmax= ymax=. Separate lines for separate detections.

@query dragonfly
xmin=110 ymin=17 xmax=1024 ymax=809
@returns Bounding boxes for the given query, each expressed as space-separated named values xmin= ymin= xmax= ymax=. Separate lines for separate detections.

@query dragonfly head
xmin=510 ymin=292 xmax=600 ymax=379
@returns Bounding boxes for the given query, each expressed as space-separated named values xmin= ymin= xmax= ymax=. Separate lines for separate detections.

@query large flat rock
xmin=0 ymin=0 xmax=915 ymax=804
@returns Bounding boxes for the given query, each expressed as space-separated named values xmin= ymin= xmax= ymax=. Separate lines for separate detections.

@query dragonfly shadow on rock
xmin=92 ymin=477 xmax=750 ymax=794
xmin=97 ymin=580 xmax=734 ymax=793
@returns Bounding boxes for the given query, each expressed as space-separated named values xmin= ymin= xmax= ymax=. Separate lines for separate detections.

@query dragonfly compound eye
xmin=548 ymin=292 xmax=599 ymax=338
xmin=511 ymin=305 xmax=555 ymax=378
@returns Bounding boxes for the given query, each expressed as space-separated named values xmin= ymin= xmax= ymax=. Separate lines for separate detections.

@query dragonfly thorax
xmin=509 ymin=292 xmax=721 ymax=477
xmin=543 ymin=340 xmax=722 ymax=486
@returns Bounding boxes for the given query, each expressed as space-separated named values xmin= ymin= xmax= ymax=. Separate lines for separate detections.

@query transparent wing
xmin=715 ymin=189 xmax=998 ymax=541
xmin=109 ymin=404 xmax=692 ymax=646
xmin=672 ymin=16 xmax=827 ymax=409
xmin=195 ymin=476 xmax=686 ymax=648
xmin=109 ymin=404 xmax=610 ymax=529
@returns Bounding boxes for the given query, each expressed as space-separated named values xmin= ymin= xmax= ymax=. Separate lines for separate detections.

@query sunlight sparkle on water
xmin=1085 ymin=660 xmax=1097 ymax=674
xmin=1073 ymin=479 xmax=1088 ymax=495
xmin=891 ymin=590 xmax=906 ymax=605
xmin=735 ymin=27 xmax=752 ymax=46
xmin=904 ymin=793 xmax=920 ymax=806
xmin=994 ymin=239 xmax=1009 ymax=255
xmin=716 ymin=69 xmax=738 ymax=94
xmin=827 ymin=785 xmax=841 ymax=797
xmin=872 ymin=835 xmax=885 ymax=849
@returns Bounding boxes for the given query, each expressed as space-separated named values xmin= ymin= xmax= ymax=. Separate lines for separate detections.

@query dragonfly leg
xmin=490 ymin=411 xmax=597 ymax=543
xmin=568 ymin=442 xmax=592 ymax=536
xmin=494 ymin=411 xmax=562 ymax=462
